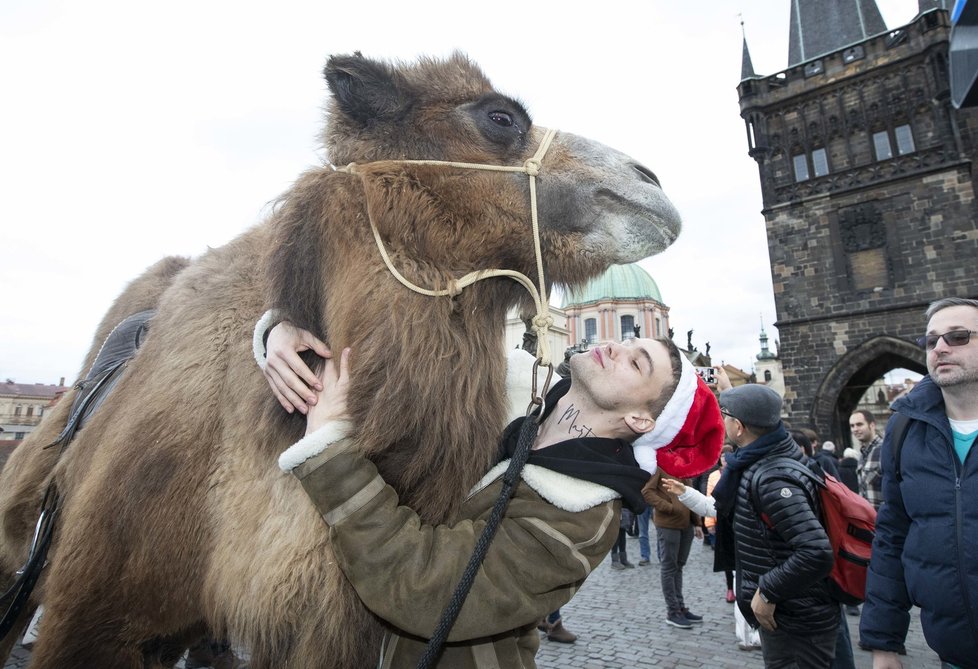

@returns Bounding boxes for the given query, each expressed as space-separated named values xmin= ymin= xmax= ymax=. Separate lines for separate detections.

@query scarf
xmin=499 ymin=378 xmax=650 ymax=513
xmin=712 ymin=423 xmax=788 ymax=519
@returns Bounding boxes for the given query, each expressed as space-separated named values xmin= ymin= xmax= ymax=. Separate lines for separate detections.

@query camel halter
xmin=333 ymin=127 xmax=558 ymax=414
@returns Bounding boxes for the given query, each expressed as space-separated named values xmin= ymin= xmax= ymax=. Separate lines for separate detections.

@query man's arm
xmin=284 ymin=350 xmax=618 ymax=642
xmin=859 ymin=429 xmax=913 ymax=658
xmin=291 ymin=436 xmax=617 ymax=641
xmin=660 ymin=478 xmax=717 ymax=518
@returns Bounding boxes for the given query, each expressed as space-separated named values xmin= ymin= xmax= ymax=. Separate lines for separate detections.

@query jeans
xmin=656 ymin=524 xmax=693 ymax=615
xmin=832 ymin=605 xmax=855 ymax=669
xmin=637 ymin=507 xmax=652 ymax=560
xmin=759 ymin=625 xmax=838 ymax=669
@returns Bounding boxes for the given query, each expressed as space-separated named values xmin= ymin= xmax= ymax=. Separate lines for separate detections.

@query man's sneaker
xmin=666 ymin=613 xmax=693 ymax=629
xmin=681 ymin=608 xmax=703 ymax=623
xmin=638 ymin=559 xmax=651 ymax=566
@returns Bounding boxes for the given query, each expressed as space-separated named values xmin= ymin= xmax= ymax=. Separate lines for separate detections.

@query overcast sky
xmin=0 ymin=0 xmax=923 ymax=384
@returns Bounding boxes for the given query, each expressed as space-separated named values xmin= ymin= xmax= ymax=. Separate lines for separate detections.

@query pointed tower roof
xmin=741 ymin=20 xmax=757 ymax=80
xmin=757 ymin=324 xmax=777 ymax=360
xmin=787 ymin=0 xmax=888 ymax=67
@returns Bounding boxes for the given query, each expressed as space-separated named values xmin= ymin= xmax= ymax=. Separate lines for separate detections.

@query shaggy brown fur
xmin=0 ymin=52 xmax=681 ymax=668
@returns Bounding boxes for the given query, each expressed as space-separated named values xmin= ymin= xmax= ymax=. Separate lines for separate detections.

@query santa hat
xmin=633 ymin=354 xmax=725 ymax=478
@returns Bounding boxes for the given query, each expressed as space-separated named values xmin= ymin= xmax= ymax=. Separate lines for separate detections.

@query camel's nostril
xmin=632 ymin=164 xmax=660 ymax=188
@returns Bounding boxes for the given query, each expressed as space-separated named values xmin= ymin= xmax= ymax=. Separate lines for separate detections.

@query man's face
xmin=849 ymin=413 xmax=876 ymax=444
xmin=924 ymin=305 xmax=978 ymax=389
xmin=569 ymin=338 xmax=673 ymax=414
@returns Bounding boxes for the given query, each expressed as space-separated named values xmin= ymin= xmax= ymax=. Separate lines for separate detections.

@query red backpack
xmin=751 ymin=458 xmax=877 ymax=605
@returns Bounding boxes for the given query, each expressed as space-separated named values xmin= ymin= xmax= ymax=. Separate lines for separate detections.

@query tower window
xmin=812 ymin=148 xmax=829 ymax=177
xmin=793 ymin=153 xmax=810 ymax=182
xmin=873 ymin=131 xmax=893 ymax=161
xmin=895 ymin=124 xmax=915 ymax=155
xmin=584 ymin=318 xmax=597 ymax=344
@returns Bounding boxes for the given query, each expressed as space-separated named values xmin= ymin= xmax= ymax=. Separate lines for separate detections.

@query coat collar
xmin=470 ymin=460 xmax=620 ymax=513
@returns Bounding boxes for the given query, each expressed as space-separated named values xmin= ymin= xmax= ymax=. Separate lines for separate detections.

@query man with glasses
xmin=860 ymin=297 xmax=978 ymax=669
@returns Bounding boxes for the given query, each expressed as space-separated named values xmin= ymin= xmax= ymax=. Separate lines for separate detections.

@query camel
xmin=0 ymin=52 xmax=682 ymax=668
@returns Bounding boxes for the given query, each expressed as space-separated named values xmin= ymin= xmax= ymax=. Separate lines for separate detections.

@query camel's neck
xmin=330 ymin=276 xmax=522 ymax=523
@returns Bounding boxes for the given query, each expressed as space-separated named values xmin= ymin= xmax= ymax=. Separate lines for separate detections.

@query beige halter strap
xmin=334 ymin=128 xmax=558 ymax=412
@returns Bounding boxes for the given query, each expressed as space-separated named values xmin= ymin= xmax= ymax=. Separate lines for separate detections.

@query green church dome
xmin=561 ymin=264 xmax=663 ymax=307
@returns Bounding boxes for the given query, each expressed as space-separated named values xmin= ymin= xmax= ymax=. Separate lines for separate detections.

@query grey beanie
xmin=718 ymin=384 xmax=783 ymax=428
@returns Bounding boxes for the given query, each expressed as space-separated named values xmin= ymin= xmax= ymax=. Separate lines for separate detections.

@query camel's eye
xmin=489 ymin=111 xmax=514 ymax=127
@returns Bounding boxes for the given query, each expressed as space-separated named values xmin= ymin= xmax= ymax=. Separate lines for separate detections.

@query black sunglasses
xmin=720 ymin=408 xmax=737 ymax=421
xmin=916 ymin=330 xmax=977 ymax=350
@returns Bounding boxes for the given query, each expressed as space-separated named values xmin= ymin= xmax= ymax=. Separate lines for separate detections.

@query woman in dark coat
xmin=838 ymin=447 xmax=860 ymax=493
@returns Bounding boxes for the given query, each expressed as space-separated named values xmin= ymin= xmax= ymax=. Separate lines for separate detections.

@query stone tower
xmin=738 ymin=1 xmax=978 ymax=442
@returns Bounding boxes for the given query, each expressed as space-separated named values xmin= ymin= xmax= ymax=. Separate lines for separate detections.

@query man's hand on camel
xmin=306 ymin=348 xmax=352 ymax=434
xmin=264 ymin=321 xmax=332 ymax=414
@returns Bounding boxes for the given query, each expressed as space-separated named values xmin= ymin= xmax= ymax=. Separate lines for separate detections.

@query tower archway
xmin=811 ymin=335 xmax=924 ymax=445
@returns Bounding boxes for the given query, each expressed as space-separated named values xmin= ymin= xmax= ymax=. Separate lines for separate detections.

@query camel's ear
xmin=324 ymin=53 xmax=414 ymax=127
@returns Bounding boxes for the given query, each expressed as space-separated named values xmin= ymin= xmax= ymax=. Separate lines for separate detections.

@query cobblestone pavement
xmin=536 ymin=534 xmax=937 ymax=669
xmin=3 ymin=534 xmax=938 ymax=668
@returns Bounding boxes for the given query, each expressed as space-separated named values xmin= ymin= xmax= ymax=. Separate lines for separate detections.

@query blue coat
xmin=859 ymin=376 xmax=978 ymax=666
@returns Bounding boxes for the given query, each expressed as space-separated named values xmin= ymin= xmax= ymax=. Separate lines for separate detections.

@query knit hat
xmin=822 ymin=440 xmax=836 ymax=453
xmin=843 ymin=447 xmax=860 ymax=460
xmin=633 ymin=353 xmax=725 ymax=478
xmin=718 ymin=384 xmax=783 ymax=428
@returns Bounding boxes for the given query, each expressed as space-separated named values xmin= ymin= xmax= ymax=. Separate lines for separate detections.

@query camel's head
xmin=322 ymin=52 xmax=680 ymax=295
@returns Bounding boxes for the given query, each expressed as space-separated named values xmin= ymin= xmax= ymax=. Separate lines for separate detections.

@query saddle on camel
xmin=0 ymin=52 xmax=718 ymax=668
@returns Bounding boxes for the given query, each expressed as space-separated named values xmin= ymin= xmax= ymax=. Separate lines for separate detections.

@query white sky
xmin=0 ymin=0 xmax=923 ymax=384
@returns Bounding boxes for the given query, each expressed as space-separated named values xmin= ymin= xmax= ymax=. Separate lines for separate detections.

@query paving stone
xmin=2 ymin=535 xmax=936 ymax=668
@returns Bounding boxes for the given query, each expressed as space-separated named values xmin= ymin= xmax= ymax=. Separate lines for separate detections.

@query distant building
xmin=562 ymin=264 xmax=670 ymax=345
xmin=504 ymin=305 xmax=570 ymax=359
xmin=738 ymin=1 xmax=978 ymax=444
xmin=0 ymin=378 xmax=69 ymax=442
xmin=755 ymin=325 xmax=785 ymax=396
xmin=0 ymin=378 xmax=69 ymax=471
xmin=722 ymin=364 xmax=754 ymax=389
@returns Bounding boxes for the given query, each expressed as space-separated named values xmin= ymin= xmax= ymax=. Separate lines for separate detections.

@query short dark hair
xmin=791 ymin=429 xmax=813 ymax=456
xmin=851 ymin=409 xmax=876 ymax=425
xmin=647 ymin=337 xmax=683 ymax=418
xmin=925 ymin=297 xmax=978 ymax=320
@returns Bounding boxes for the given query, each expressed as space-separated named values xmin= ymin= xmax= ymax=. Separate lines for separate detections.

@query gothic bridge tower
xmin=738 ymin=0 xmax=978 ymax=443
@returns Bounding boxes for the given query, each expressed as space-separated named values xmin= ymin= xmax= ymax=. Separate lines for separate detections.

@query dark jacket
xmin=288 ymin=378 xmax=649 ymax=669
xmin=813 ymin=449 xmax=840 ymax=478
xmin=733 ymin=433 xmax=838 ymax=634
xmin=859 ymin=376 xmax=978 ymax=667
xmin=838 ymin=456 xmax=859 ymax=493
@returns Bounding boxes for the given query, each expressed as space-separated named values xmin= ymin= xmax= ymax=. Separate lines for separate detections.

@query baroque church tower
xmin=738 ymin=0 xmax=978 ymax=442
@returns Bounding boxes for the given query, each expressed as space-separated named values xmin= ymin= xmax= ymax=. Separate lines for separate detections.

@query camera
xmin=695 ymin=366 xmax=717 ymax=384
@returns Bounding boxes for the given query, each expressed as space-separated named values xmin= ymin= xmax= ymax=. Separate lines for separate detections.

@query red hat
xmin=633 ymin=354 xmax=725 ymax=478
